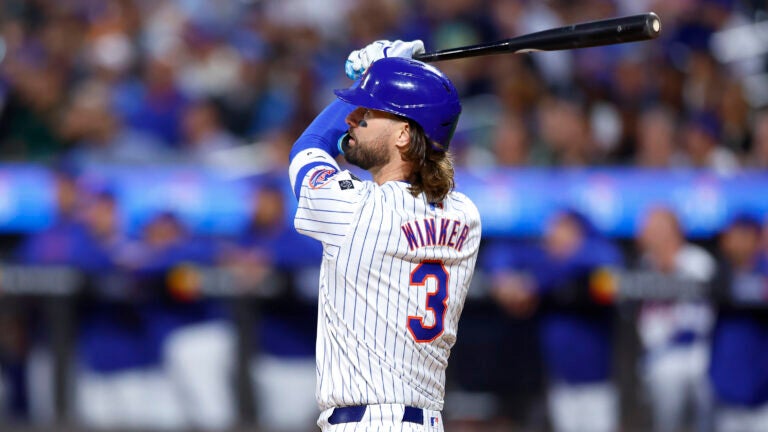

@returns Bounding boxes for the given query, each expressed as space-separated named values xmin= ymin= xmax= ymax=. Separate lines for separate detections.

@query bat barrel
xmin=414 ymin=12 xmax=661 ymax=63
xmin=535 ymin=12 xmax=662 ymax=50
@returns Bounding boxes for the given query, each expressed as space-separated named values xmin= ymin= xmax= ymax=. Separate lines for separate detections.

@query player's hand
xmin=345 ymin=39 xmax=425 ymax=80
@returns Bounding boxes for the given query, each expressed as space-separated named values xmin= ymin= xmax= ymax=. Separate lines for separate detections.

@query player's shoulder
xmin=446 ymin=190 xmax=480 ymax=219
xmin=304 ymin=168 xmax=370 ymax=196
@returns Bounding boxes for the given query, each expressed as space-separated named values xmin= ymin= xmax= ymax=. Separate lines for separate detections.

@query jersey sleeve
xmin=289 ymin=147 xmax=340 ymax=197
xmin=290 ymin=152 xmax=365 ymax=246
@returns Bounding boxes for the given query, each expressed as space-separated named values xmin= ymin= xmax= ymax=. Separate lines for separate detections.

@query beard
xmin=343 ymin=132 xmax=391 ymax=170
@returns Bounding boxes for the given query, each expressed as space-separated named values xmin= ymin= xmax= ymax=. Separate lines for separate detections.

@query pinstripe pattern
xmin=290 ymin=150 xmax=481 ymax=417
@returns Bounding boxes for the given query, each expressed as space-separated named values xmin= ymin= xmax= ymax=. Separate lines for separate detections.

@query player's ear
xmin=395 ymin=122 xmax=411 ymax=149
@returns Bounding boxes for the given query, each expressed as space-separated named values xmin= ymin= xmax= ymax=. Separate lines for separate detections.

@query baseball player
xmin=288 ymin=40 xmax=482 ymax=431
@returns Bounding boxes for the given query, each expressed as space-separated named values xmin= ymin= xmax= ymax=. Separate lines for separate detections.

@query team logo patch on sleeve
xmin=338 ymin=179 xmax=354 ymax=190
xmin=309 ymin=168 xmax=337 ymax=189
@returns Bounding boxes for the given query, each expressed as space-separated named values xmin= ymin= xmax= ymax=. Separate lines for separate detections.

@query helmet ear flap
xmin=334 ymin=57 xmax=461 ymax=150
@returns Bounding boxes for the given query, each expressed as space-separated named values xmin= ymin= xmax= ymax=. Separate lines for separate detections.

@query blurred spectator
xmin=178 ymin=98 xmax=243 ymax=165
xmin=490 ymin=111 xmax=531 ymax=167
xmin=634 ymin=105 xmax=685 ymax=168
xmin=59 ymin=80 xmax=174 ymax=168
xmin=457 ymin=238 xmax=545 ymax=428
xmin=0 ymin=52 xmax=68 ymax=161
xmin=489 ymin=0 xmax=573 ymax=89
xmin=14 ymin=168 xmax=85 ymax=264
xmin=599 ymin=50 xmax=656 ymax=163
xmin=634 ymin=206 xmax=717 ymax=432
xmin=264 ymin=0 xmax=354 ymax=42
xmin=176 ymin=22 xmax=246 ymax=101
xmin=718 ymin=79 xmax=751 ymax=158
xmin=708 ymin=214 xmax=768 ymax=432
xmin=9 ymin=167 xmax=87 ymax=423
xmin=746 ymin=108 xmax=768 ymax=169
xmin=679 ymin=110 xmax=739 ymax=174
xmin=416 ymin=0 xmax=497 ymax=97
xmin=112 ymin=55 xmax=190 ymax=147
xmin=0 ymin=296 xmax=34 ymax=424
xmin=681 ymin=50 xmax=723 ymax=113
xmin=221 ymin=177 xmax=322 ymax=431
xmin=120 ymin=211 xmax=236 ymax=430
xmin=488 ymin=209 xmax=624 ymax=432
xmin=535 ymin=96 xmax=599 ymax=166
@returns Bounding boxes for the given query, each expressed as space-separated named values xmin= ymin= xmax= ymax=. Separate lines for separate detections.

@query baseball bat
xmin=413 ymin=12 xmax=661 ymax=63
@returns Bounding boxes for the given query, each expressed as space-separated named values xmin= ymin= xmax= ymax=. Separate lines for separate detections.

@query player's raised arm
xmin=288 ymin=99 xmax=354 ymax=200
xmin=288 ymin=40 xmax=426 ymax=200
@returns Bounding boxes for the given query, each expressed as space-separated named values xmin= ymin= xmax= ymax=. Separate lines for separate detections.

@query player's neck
xmin=370 ymin=162 xmax=409 ymax=185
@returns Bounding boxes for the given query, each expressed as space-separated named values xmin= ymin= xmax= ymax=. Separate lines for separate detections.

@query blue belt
xmin=328 ymin=405 xmax=424 ymax=425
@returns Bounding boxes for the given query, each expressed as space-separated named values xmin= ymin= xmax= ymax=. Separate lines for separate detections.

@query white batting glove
xmin=345 ymin=39 xmax=425 ymax=80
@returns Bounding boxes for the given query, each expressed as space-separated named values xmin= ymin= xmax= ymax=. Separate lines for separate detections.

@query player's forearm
xmin=290 ymin=99 xmax=355 ymax=161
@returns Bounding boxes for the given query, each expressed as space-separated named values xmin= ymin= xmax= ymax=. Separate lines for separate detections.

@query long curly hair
xmin=399 ymin=120 xmax=455 ymax=204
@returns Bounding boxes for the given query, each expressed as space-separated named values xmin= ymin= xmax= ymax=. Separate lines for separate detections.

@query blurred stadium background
xmin=1 ymin=0 xmax=768 ymax=431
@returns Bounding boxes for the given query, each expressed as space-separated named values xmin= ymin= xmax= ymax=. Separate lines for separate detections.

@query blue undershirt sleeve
xmin=289 ymin=99 xmax=356 ymax=162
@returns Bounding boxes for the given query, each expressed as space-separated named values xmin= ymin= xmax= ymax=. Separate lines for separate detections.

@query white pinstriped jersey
xmin=289 ymin=148 xmax=481 ymax=412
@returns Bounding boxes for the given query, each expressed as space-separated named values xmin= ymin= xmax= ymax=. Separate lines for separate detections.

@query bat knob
xmin=647 ymin=12 xmax=662 ymax=37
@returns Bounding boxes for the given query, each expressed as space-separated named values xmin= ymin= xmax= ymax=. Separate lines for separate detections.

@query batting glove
xmin=345 ymin=39 xmax=425 ymax=80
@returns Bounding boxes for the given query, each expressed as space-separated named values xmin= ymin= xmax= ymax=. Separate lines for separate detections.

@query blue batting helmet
xmin=334 ymin=57 xmax=461 ymax=150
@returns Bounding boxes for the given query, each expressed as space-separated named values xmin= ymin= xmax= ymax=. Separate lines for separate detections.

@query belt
xmin=328 ymin=405 xmax=424 ymax=425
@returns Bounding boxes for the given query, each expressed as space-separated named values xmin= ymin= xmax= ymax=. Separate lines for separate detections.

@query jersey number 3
xmin=407 ymin=260 xmax=449 ymax=343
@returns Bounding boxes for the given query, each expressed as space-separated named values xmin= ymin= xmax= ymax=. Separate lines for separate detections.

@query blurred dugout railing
xmin=2 ymin=263 xmax=767 ymax=429
xmin=0 ymin=263 xmax=278 ymax=428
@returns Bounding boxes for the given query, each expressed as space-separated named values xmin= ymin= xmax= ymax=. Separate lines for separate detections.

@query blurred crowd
xmin=474 ymin=207 xmax=768 ymax=432
xmin=2 ymin=176 xmax=768 ymax=431
xmin=1 ymin=0 xmax=768 ymax=171
xmin=1 ymin=0 xmax=768 ymax=431
xmin=0 ymin=168 xmax=325 ymax=430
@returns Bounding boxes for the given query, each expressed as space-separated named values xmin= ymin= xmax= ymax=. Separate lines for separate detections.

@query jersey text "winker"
xmin=401 ymin=217 xmax=470 ymax=252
